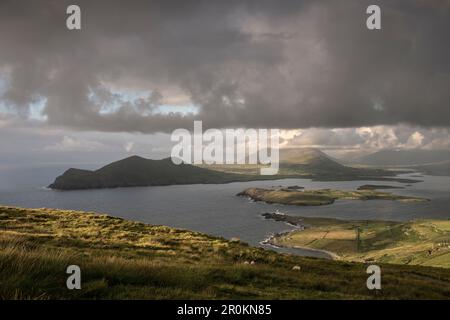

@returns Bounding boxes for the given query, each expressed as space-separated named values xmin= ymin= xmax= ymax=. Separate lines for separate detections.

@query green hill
xmin=280 ymin=148 xmax=343 ymax=167
xmin=0 ymin=205 xmax=449 ymax=299
xmin=202 ymin=148 xmax=407 ymax=182
xmin=278 ymin=148 xmax=391 ymax=178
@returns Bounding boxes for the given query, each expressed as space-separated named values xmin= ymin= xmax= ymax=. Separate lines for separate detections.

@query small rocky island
xmin=237 ymin=187 xmax=429 ymax=206
xmin=357 ymin=184 xmax=405 ymax=190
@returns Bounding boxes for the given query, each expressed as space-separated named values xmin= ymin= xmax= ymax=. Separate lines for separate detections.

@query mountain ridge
xmin=356 ymin=149 xmax=450 ymax=166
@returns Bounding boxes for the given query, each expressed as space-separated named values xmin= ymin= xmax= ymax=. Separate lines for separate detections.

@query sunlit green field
xmin=269 ymin=216 xmax=450 ymax=268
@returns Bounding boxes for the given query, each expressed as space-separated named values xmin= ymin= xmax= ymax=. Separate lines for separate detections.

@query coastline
xmin=261 ymin=230 xmax=340 ymax=260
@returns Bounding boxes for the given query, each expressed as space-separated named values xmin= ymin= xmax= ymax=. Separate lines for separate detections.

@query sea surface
xmin=0 ymin=164 xmax=449 ymax=258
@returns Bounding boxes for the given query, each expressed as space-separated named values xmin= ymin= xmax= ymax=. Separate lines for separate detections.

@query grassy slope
xmin=1 ymin=206 xmax=449 ymax=299
xmin=269 ymin=216 xmax=450 ymax=268
xmin=238 ymin=187 xmax=428 ymax=206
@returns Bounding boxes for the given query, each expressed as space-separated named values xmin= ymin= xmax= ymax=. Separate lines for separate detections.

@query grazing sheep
xmin=292 ymin=265 xmax=301 ymax=271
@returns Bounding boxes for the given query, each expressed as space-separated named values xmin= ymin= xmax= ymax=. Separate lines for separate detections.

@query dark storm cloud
xmin=0 ymin=0 xmax=449 ymax=133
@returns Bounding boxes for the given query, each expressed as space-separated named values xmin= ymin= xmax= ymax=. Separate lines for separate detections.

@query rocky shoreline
xmin=260 ymin=212 xmax=340 ymax=260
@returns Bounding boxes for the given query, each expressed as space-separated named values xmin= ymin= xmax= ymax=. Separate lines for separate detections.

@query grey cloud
xmin=286 ymin=126 xmax=450 ymax=151
xmin=0 ymin=0 xmax=449 ymax=133
xmin=0 ymin=117 xmax=173 ymax=166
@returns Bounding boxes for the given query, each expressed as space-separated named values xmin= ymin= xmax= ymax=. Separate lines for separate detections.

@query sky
xmin=0 ymin=0 xmax=449 ymax=167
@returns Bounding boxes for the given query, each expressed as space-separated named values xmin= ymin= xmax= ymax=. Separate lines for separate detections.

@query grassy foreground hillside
xmin=1 ymin=206 xmax=449 ymax=299
xmin=264 ymin=214 xmax=450 ymax=268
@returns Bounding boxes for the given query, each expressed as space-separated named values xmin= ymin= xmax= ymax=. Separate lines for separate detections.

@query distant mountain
xmin=356 ymin=149 xmax=450 ymax=166
xmin=49 ymin=156 xmax=255 ymax=190
xmin=280 ymin=147 xmax=369 ymax=171
xmin=414 ymin=161 xmax=450 ymax=176
xmin=280 ymin=148 xmax=344 ymax=168
xmin=274 ymin=147 xmax=408 ymax=181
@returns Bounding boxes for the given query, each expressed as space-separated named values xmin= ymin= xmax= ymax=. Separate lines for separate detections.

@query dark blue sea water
xmin=0 ymin=164 xmax=449 ymax=258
